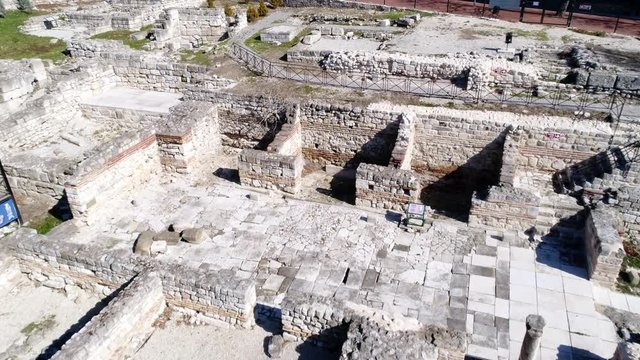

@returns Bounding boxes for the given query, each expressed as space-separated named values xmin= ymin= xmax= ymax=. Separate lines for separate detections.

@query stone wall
xmin=389 ymin=113 xmax=414 ymax=170
xmin=468 ymin=185 xmax=540 ymax=231
xmin=322 ymin=51 xmax=539 ymax=89
xmin=355 ymin=163 xmax=420 ymax=211
xmin=51 ymin=271 xmax=166 ymax=360
xmin=65 ymin=131 xmax=161 ymax=219
xmin=584 ymin=208 xmax=625 ymax=289
xmin=9 ymin=227 xmax=256 ymax=328
xmin=66 ymin=40 xmax=235 ymax=92
xmin=238 ymin=150 xmax=304 ymax=194
xmin=155 ymin=101 xmax=220 ymax=174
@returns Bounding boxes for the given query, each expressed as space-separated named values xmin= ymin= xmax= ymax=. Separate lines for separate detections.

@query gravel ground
xmin=387 ymin=13 xmax=640 ymax=55
xmin=134 ymin=316 xmax=340 ymax=360
xmin=0 ymin=275 xmax=103 ymax=360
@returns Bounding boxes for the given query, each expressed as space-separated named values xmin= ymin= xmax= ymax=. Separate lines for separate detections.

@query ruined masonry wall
xmin=65 ymin=132 xmax=161 ymax=218
xmin=584 ymin=208 xmax=624 ymax=289
xmin=79 ymin=104 xmax=168 ymax=132
xmin=355 ymin=163 xmax=420 ymax=211
xmin=468 ymin=186 xmax=540 ymax=231
xmin=51 ymin=271 xmax=166 ymax=360
xmin=177 ymin=8 xmax=228 ymax=43
xmin=238 ymin=150 xmax=304 ymax=194
xmin=66 ymin=40 xmax=235 ymax=92
xmin=10 ymin=228 xmax=256 ymax=328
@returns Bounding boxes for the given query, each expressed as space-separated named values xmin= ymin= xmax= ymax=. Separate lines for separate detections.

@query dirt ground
xmin=0 ymin=275 xmax=104 ymax=359
xmin=134 ymin=315 xmax=340 ymax=360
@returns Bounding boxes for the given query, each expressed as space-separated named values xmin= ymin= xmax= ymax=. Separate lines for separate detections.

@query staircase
xmin=552 ymin=141 xmax=640 ymax=195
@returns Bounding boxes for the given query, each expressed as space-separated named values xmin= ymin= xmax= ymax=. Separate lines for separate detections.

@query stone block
xmin=587 ymin=72 xmax=616 ymax=88
xmin=614 ymin=74 xmax=640 ymax=91
xmin=301 ymin=32 xmax=321 ymax=45
xmin=134 ymin=231 xmax=155 ymax=256
xmin=151 ymin=240 xmax=167 ymax=255
xmin=181 ymin=228 xmax=207 ymax=244
xmin=154 ymin=230 xmax=181 ymax=245
xmin=378 ymin=19 xmax=391 ymax=27
xmin=130 ymin=31 xmax=148 ymax=41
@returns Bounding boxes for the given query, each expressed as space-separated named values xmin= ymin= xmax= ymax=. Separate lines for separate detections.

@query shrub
xmin=271 ymin=0 xmax=283 ymax=8
xmin=207 ymin=0 xmax=214 ymax=8
xmin=258 ymin=0 xmax=268 ymax=16
xmin=247 ymin=5 xmax=259 ymax=22
xmin=17 ymin=0 xmax=33 ymax=12
xmin=224 ymin=3 xmax=234 ymax=16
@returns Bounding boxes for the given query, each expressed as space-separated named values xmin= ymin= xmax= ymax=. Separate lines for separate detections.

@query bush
xmin=224 ymin=3 xmax=234 ymax=16
xmin=17 ymin=0 xmax=33 ymax=11
xmin=271 ymin=0 xmax=283 ymax=8
xmin=207 ymin=0 xmax=214 ymax=8
xmin=258 ymin=0 xmax=268 ymax=16
xmin=247 ymin=5 xmax=259 ymax=22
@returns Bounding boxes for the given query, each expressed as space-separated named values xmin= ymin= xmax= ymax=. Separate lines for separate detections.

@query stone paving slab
xmin=81 ymin=87 xmax=183 ymax=113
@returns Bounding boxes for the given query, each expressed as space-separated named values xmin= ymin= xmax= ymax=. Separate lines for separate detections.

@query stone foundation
xmin=584 ymin=208 xmax=625 ymax=288
xmin=51 ymin=271 xmax=165 ymax=360
xmin=355 ymin=163 xmax=420 ymax=211
xmin=469 ymin=186 xmax=540 ymax=231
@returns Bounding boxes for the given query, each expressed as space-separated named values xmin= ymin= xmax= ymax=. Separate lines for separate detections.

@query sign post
xmin=0 ymin=159 xmax=22 ymax=228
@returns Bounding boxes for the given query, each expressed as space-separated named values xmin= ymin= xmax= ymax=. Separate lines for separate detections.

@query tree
xmin=247 ymin=4 xmax=259 ymax=22
xmin=272 ymin=0 xmax=283 ymax=8
xmin=207 ymin=0 xmax=215 ymax=8
xmin=0 ymin=1 xmax=5 ymax=18
xmin=224 ymin=3 xmax=234 ymax=16
xmin=258 ymin=0 xmax=268 ymax=16
xmin=17 ymin=0 xmax=34 ymax=12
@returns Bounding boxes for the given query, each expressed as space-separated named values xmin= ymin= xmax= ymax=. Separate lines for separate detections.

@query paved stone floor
xmin=80 ymin=87 xmax=183 ymax=114
xmin=58 ymin=176 xmax=640 ymax=360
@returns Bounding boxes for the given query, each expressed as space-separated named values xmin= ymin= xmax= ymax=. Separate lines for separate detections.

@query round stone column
xmin=518 ymin=314 xmax=546 ymax=360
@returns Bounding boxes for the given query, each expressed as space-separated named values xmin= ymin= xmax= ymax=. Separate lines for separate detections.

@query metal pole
xmin=0 ymin=159 xmax=22 ymax=226
xmin=567 ymin=0 xmax=574 ymax=27
xmin=519 ymin=0 xmax=526 ymax=22
xmin=446 ymin=0 xmax=450 ymax=12
xmin=414 ymin=0 xmax=417 ymax=9
xmin=482 ymin=0 xmax=486 ymax=15
xmin=540 ymin=8 xmax=545 ymax=23
xmin=614 ymin=15 xmax=620 ymax=33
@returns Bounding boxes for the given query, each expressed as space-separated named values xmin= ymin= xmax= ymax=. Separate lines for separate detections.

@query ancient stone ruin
xmin=1 ymin=0 xmax=640 ymax=358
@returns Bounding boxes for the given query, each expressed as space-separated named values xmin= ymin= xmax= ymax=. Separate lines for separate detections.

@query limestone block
xmin=587 ymin=71 xmax=616 ymax=88
xmin=614 ymin=74 xmax=640 ymax=91
xmin=301 ymin=32 xmax=321 ymax=45
xmin=154 ymin=230 xmax=181 ymax=245
xmin=378 ymin=19 xmax=391 ymax=27
xmin=135 ymin=231 xmax=155 ymax=256
xmin=181 ymin=228 xmax=207 ymax=244
xmin=130 ymin=31 xmax=148 ymax=41
xmin=151 ymin=240 xmax=167 ymax=255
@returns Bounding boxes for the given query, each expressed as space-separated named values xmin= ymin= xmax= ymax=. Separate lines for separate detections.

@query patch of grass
xmin=28 ymin=213 xmax=63 ymax=235
xmin=180 ymin=49 xmax=212 ymax=66
xmin=0 ymin=11 xmax=67 ymax=61
xmin=272 ymin=19 xmax=285 ymax=24
xmin=511 ymin=28 xmax=549 ymax=41
xmin=302 ymin=84 xmax=318 ymax=94
xmin=560 ymin=34 xmax=575 ymax=43
xmin=570 ymin=28 xmax=606 ymax=37
xmin=21 ymin=315 xmax=57 ymax=336
xmin=376 ymin=10 xmax=434 ymax=21
xmin=244 ymin=28 xmax=311 ymax=53
xmin=90 ymin=24 xmax=153 ymax=50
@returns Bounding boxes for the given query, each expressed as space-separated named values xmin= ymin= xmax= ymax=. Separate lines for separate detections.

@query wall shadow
xmin=213 ymin=167 xmax=240 ymax=184
xmin=295 ymin=323 xmax=349 ymax=360
xmin=419 ymin=129 xmax=509 ymax=222
xmin=557 ymin=344 xmax=605 ymax=360
xmin=535 ymin=209 xmax=589 ymax=279
xmin=37 ymin=277 xmax=135 ymax=359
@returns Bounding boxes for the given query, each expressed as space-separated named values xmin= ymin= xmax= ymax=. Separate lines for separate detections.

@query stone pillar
xmin=519 ymin=314 xmax=545 ymax=360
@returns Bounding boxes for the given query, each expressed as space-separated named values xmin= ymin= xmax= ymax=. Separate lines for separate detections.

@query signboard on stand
xmin=0 ymin=197 xmax=18 ymax=228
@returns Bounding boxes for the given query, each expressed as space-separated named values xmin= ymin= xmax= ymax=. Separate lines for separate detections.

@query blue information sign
xmin=0 ymin=198 xmax=18 ymax=228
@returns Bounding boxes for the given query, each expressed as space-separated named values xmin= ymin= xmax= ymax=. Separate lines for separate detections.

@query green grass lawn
xmin=0 ymin=11 xmax=67 ymax=61
xmin=244 ymin=28 xmax=311 ymax=54
xmin=180 ymin=49 xmax=213 ymax=66
xmin=90 ymin=24 xmax=153 ymax=50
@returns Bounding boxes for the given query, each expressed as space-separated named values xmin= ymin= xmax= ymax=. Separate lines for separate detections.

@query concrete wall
xmin=51 ymin=271 xmax=166 ymax=360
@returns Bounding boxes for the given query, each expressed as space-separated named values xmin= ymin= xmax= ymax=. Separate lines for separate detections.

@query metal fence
xmin=229 ymin=42 xmax=627 ymax=116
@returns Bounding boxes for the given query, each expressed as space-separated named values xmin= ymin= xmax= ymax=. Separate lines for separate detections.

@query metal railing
xmin=229 ymin=42 xmax=627 ymax=115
